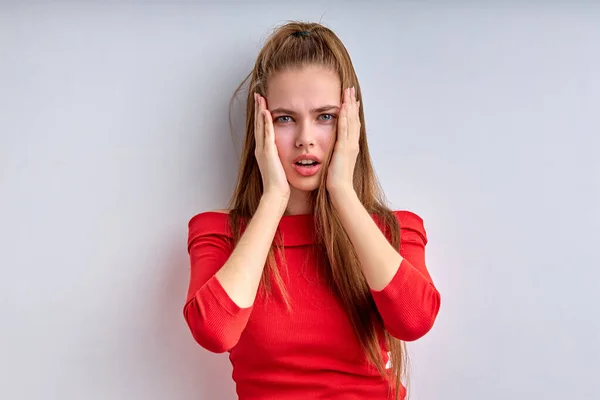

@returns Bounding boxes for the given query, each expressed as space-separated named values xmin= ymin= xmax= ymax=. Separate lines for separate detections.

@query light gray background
xmin=1 ymin=1 xmax=599 ymax=399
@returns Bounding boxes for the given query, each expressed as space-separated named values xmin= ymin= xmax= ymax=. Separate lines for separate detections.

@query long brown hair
xmin=226 ymin=21 xmax=408 ymax=399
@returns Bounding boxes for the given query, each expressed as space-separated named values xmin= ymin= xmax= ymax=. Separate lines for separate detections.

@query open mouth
xmin=293 ymin=161 xmax=321 ymax=176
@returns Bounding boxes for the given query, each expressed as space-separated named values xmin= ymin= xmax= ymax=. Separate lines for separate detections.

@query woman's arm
xmin=215 ymin=193 xmax=288 ymax=307
xmin=183 ymin=193 xmax=287 ymax=353
xmin=330 ymin=188 xmax=441 ymax=341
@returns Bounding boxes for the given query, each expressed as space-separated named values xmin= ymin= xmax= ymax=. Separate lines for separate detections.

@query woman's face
xmin=265 ymin=65 xmax=341 ymax=198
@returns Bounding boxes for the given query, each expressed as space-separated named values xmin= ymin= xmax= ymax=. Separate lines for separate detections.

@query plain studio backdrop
xmin=1 ymin=1 xmax=598 ymax=399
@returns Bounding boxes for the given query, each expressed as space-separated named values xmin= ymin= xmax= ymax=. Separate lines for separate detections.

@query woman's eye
xmin=275 ymin=115 xmax=336 ymax=123
xmin=319 ymin=114 xmax=335 ymax=121
xmin=276 ymin=116 xmax=292 ymax=123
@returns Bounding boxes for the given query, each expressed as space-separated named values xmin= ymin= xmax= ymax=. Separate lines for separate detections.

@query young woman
xmin=183 ymin=21 xmax=441 ymax=400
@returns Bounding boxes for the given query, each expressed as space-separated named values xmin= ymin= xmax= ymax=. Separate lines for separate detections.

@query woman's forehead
xmin=266 ymin=67 xmax=341 ymax=109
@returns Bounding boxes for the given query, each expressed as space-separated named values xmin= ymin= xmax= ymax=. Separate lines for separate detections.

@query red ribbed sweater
xmin=183 ymin=210 xmax=441 ymax=400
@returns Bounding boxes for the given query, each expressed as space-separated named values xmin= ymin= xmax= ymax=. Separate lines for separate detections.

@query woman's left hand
xmin=326 ymin=86 xmax=361 ymax=194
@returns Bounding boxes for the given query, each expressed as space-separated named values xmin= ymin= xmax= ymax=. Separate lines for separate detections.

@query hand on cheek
xmin=326 ymin=86 xmax=360 ymax=194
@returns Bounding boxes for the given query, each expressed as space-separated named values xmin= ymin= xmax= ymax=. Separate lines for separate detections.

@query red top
xmin=183 ymin=210 xmax=441 ymax=400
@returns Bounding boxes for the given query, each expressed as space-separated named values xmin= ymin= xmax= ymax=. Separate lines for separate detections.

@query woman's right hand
xmin=254 ymin=92 xmax=290 ymax=201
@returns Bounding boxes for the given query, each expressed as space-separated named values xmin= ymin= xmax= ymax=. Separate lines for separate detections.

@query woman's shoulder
xmin=392 ymin=209 xmax=424 ymax=226
xmin=391 ymin=209 xmax=428 ymax=244
xmin=187 ymin=209 xmax=233 ymax=239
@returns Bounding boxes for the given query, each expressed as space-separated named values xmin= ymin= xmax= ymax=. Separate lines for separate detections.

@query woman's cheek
xmin=273 ymin=128 xmax=294 ymax=163
xmin=273 ymin=126 xmax=283 ymax=144
xmin=318 ymin=124 xmax=336 ymax=147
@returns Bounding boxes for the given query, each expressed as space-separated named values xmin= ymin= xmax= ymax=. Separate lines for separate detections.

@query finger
xmin=354 ymin=98 xmax=361 ymax=142
xmin=338 ymin=102 xmax=348 ymax=142
xmin=348 ymin=88 xmax=359 ymax=142
xmin=349 ymin=86 xmax=355 ymax=119
xmin=253 ymin=92 xmax=258 ymax=128
xmin=255 ymin=94 xmax=265 ymax=149
xmin=263 ymin=109 xmax=275 ymax=146
xmin=254 ymin=92 xmax=259 ymax=146
xmin=343 ymin=87 xmax=354 ymax=140
xmin=340 ymin=87 xmax=348 ymax=140
xmin=262 ymin=96 xmax=272 ymax=147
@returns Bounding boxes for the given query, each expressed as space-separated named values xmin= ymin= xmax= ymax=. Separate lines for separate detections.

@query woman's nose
xmin=295 ymin=122 xmax=315 ymax=148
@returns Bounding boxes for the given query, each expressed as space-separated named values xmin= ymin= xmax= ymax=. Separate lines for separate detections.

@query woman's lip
xmin=293 ymin=163 xmax=321 ymax=176
xmin=293 ymin=156 xmax=321 ymax=163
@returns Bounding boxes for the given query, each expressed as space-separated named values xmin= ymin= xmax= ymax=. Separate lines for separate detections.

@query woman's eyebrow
xmin=270 ymin=105 xmax=340 ymax=114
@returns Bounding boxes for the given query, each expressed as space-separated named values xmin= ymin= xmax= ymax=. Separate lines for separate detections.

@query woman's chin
xmin=289 ymin=176 xmax=321 ymax=192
